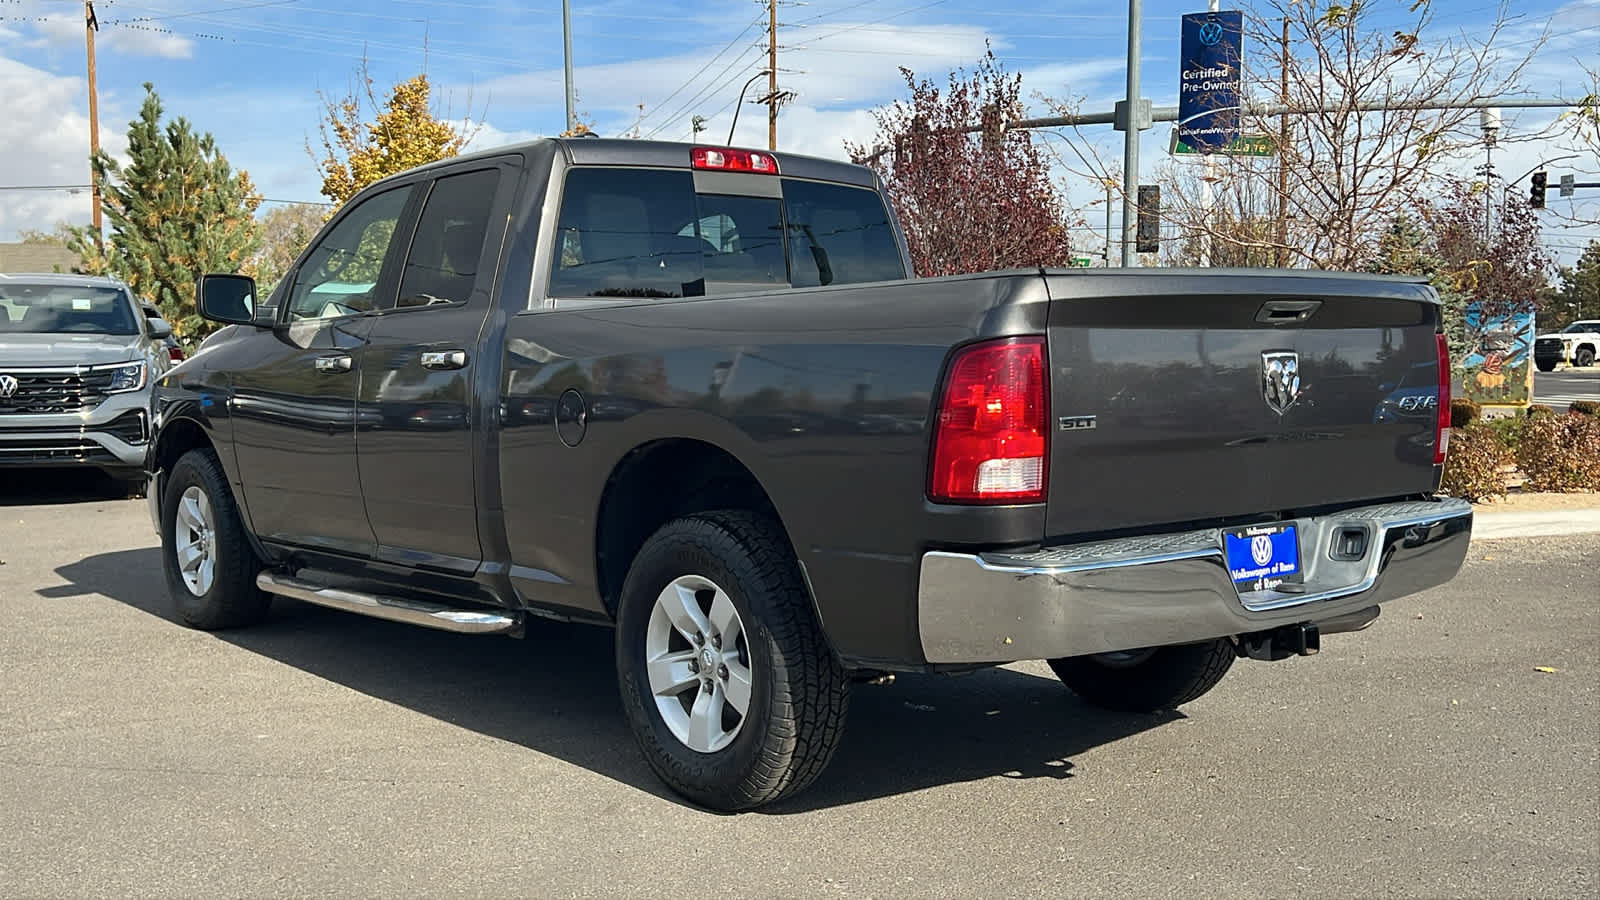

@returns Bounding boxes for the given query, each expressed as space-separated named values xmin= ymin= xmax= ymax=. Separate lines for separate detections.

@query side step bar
xmin=256 ymin=573 xmax=522 ymax=635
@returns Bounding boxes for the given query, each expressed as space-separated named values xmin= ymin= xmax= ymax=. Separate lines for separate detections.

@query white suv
xmin=1534 ymin=320 xmax=1600 ymax=371
xmin=0 ymin=273 xmax=175 ymax=488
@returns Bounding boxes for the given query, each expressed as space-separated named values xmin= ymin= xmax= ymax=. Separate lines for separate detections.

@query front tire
xmin=1048 ymin=639 xmax=1235 ymax=713
xmin=615 ymin=510 xmax=849 ymax=812
xmin=161 ymin=447 xmax=271 ymax=630
xmin=1576 ymin=347 xmax=1596 ymax=368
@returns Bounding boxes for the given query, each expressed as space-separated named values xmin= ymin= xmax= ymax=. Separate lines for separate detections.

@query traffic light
xmin=1136 ymin=185 xmax=1161 ymax=254
xmin=1530 ymin=170 xmax=1547 ymax=209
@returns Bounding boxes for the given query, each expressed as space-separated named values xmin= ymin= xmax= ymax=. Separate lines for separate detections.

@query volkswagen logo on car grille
xmin=0 ymin=374 xmax=19 ymax=400
xmin=1260 ymin=351 xmax=1302 ymax=416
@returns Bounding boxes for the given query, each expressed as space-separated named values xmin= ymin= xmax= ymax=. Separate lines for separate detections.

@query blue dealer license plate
xmin=1224 ymin=524 xmax=1301 ymax=587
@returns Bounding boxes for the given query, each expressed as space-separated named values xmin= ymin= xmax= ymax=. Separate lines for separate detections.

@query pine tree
xmin=68 ymin=83 xmax=261 ymax=341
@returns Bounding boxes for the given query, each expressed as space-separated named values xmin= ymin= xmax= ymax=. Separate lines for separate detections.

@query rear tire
xmin=1576 ymin=347 xmax=1596 ymax=368
xmin=614 ymin=510 xmax=849 ymax=812
xmin=161 ymin=447 xmax=271 ymax=630
xmin=1048 ymin=639 xmax=1235 ymax=713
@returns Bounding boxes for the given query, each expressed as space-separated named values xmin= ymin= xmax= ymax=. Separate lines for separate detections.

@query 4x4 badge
xmin=0 ymin=374 xmax=19 ymax=400
xmin=1260 ymin=351 xmax=1302 ymax=416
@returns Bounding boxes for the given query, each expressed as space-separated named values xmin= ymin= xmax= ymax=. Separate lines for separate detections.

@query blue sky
xmin=1 ymin=0 xmax=1597 ymax=263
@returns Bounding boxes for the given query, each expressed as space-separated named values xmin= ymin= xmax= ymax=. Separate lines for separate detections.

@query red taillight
xmin=168 ymin=346 xmax=185 ymax=363
xmin=1434 ymin=333 xmax=1451 ymax=465
xmin=928 ymin=337 xmax=1049 ymax=504
xmin=691 ymin=147 xmax=779 ymax=174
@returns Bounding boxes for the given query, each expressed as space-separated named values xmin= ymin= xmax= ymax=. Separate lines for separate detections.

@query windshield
xmin=1562 ymin=322 xmax=1599 ymax=334
xmin=0 ymin=283 xmax=139 ymax=335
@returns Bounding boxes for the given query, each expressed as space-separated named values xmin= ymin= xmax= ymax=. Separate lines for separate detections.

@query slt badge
xmin=1260 ymin=350 xmax=1302 ymax=416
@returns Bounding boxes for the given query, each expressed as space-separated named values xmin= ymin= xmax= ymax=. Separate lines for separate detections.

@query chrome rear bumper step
xmin=256 ymin=573 xmax=522 ymax=635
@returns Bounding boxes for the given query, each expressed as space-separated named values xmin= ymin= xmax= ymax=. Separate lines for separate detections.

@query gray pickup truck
xmin=147 ymin=138 xmax=1472 ymax=811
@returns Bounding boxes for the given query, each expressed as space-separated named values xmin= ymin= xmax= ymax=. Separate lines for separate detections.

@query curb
xmin=1469 ymin=507 xmax=1600 ymax=541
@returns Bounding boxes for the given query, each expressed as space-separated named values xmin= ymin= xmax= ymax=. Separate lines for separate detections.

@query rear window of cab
xmin=549 ymin=168 xmax=905 ymax=299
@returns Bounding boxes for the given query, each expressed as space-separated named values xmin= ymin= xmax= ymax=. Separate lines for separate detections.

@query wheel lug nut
xmin=718 ymin=665 xmax=728 ymax=680
xmin=694 ymin=632 xmax=704 ymax=646
xmin=688 ymin=660 xmax=699 ymax=673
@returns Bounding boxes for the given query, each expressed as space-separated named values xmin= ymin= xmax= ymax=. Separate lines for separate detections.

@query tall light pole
xmin=563 ymin=0 xmax=576 ymax=133
xmin=728 ymin=71 xmax=770 ymax=145
xmin=1120 ymin=0 xmax=1144 ymax=267
xmin=1480 ymin=107 xmax=1500 ymax=240
xmin=1198 ymin=0 xmax=1218 ymax=268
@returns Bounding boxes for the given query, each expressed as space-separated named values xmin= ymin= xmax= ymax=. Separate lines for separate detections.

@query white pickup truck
xmin=1534 ymin=320 xmax=1600 ymax=371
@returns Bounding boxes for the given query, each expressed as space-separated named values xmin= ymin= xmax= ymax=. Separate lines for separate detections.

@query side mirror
xmin=195 ymin=274 xmax=258 ymax=326
xmin=146 ymin=316 xmax=173 ymax=339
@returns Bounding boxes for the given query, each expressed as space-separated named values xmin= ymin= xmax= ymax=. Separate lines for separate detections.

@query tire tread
xmin=615 ymin=509 xmax=849 ymax=811
xmin=163 ymin=447 xmax=270 ymax=631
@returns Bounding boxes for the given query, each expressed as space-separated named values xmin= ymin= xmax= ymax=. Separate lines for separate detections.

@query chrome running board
xmin=256 ymin=573 xmax=521 ymax=635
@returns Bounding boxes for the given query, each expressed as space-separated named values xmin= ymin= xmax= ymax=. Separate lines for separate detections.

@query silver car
xmin=0 ymin=273 xmax=174 ymax=487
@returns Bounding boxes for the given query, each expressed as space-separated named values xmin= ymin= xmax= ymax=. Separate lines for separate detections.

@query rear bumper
xmin=917 ymin=497 xmax=1473 ymax=664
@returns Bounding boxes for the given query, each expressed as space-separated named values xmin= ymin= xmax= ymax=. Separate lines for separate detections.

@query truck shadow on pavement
xmin=52 ymin=547 xmax=1182 ymax=814
xmin=0 ymin=470 xmax=138 ymax=506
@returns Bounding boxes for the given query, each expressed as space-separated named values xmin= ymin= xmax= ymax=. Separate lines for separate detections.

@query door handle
xmin=314 ymin=354 xmax=353 ymax=373
xmin=421 ymin=350 xmax=469 ymax=370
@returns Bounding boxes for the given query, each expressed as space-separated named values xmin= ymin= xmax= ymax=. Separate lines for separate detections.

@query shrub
xmin=1570 ymin=399 xmax=1599 ymax=417
xmin=1516 ymin=412 xmax=1600 ymax=492
xmin=1440 ymin=423 xmax=1512 ymax=502
xmin=1449 ymin=397 xmax=1481 ymax=427
xmin=1527 ymin=404 xmax=1558 ymax=419
xmin=1486 ymin=415 xmax=1528 ymax=453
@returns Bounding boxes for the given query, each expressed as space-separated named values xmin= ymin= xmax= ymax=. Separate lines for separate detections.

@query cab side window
xmin=396 ymin=169 xmax=503 ymax=309
xmin=286 ymin=186 xmax=411 ymax=321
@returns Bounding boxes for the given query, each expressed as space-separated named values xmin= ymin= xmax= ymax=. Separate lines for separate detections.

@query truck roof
xmin=366 ymin=137 xmax=880 ymax=192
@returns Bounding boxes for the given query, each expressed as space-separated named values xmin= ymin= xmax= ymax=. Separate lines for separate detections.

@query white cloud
xmin=0 ymin=55 xmax=129 ymax=240
xmin=462 ymin=120 xmax=543 ymax=152
xmin=23 ymin=4 xmax=194 ymax=59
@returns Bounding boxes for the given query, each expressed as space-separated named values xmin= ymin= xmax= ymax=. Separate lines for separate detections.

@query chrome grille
xmin=0 ymin=369 xmax=116 ymax=414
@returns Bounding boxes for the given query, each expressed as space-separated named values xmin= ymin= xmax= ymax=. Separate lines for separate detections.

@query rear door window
xmin=394 ymin=168 xmax=503 ymax=309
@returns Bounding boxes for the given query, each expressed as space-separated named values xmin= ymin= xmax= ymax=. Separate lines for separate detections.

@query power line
xmin=629 ymin=13 xmax=766 ymax=134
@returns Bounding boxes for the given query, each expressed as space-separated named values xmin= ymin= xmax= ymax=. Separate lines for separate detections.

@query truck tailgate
xmin=1043 ymin=272 xmax=1443 ymax=539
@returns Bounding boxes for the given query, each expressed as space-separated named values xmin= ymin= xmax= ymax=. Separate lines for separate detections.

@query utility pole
xmin=85 ymin=0 xmax=102 ymax=244
xmin=767 ymin=0 xmax=778 ymax=150
xmin=1275 ymin=16 xmax=1289 ymax=267
xmin=562 ymin=0 xmax=576 ymax=134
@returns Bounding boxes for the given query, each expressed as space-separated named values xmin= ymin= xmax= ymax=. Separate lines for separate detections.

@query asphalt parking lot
xmin=1534 ymin=366 xmax=1600 ymax=408
xmin=1 ymin=477 xmax=1596 ymax=898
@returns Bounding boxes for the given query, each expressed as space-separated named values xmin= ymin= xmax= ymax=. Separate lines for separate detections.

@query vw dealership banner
xmin=1178 ymin=10 xmax=1245 ymax=153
